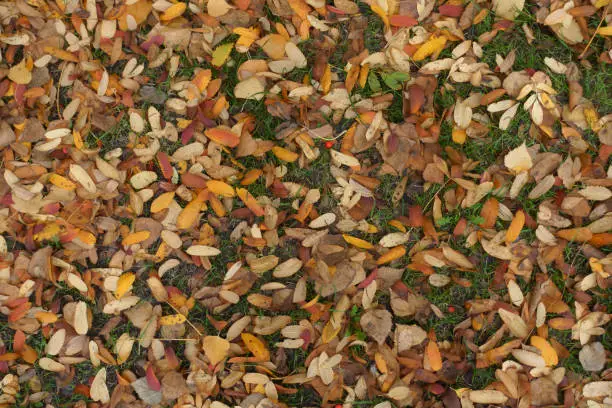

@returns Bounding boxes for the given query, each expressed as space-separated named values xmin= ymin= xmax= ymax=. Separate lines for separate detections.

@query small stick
xmin=579 ymin=5 xmax=609 ymax=59
xmin=166 ymin=302 xmax=204 ymax=338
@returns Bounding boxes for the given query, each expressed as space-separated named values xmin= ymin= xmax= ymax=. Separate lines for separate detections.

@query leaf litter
xmin=0 ymin=0 xmax=611 ymax=407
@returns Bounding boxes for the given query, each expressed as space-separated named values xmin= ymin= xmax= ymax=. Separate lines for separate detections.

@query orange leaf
xmin=122 ymin=231 xmax=150 ymax=246
xmin=205 ymin=126 xmax=240 ymax=147
xmin=505 ymin=210 xmax=525 ymax=243
xmin=589 ymin=233 xmax=612 ymax=247
xmin=530 ymin=336 xmax=558 ymax=366
xmin=345 ymin=65 xmax=360 ymax=94
xmin=35 ymin=311 xmax=58 ymax=324
xmin=480 ymin=198 xmax=499 ymax=229
xmin=452 ymin=128 xmax=466 ymax=144
xmin=0 ymin=353 xmax=19 ymax=362
xmin=13 ymin=330 xmax=26 ymax=352
xmin=377 ymin=246 xmax=406 ymax=265
xmin=192 ymin=69 xmax=212 ymax=92
xmin=556 ymin=227 xmax=593 ymax=242
xmin=236 ymin=188 xmax=265 ymax=216
xmin=241 ymin=169 xmax=262 ymax=185
xmin=425 ymin=341 xmax=443 ymax=371
xmin=20 ymin=344 xmax=38 ymax=364
xmin=548 ymin=317 xmax=575 ymax=330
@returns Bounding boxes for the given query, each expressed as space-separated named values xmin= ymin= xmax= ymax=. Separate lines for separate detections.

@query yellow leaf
xmin=388 ymin=219 xmax=406 ymax=232
xmin=150 ymin=192 xmax=175 ymax=213
xmin=192 ymin=69 xmax=212 ymax=92
xmin=203 ymin=336 xmax=230 ymax=366
xmin=597 ymin=26 xmax=612 ymax=36
xmin=8 ymin=58 xmax=32 ymax=85
xmin=530 ymin=336 xmax=558 ymax=366
xmin=177 ymin=193 xmax=205 ymax=229
xmin=343 ymin=234 xmax=374 ymax=249
xmin=76 ymin=230 xmax=96 ymax=246
xmin=241 ymin=333 xmax=271 ymax=361
xmin=412 ymin=36 xmax=447 ymax=62
xmin=359 ymin=64 xmax=369 ymax=88
xmin=234 ymin=27 xmax=260 ymax=49
xmin=122 ymin=230 xmax=150 ymax=246
xmin=35 ymin=311 xmax=58 ymax=324
xmin=43 ymin=46 xmax=79 ymax=62
xmin=115 ymin=273 xmax=135 ymax=299
xmin=34 ymin=223 xmax=61 ymax=242
xmin=160 ymin=2 xmax=187 ymax=21
xmin=287 ymin=0 xmax=310 ymax=19
xmin=49 ymin=174 xmax=76 ymax=190
xmin=321 ymin=321 xmax=342 ymax=343
xmin=452 ymin=128 xmax=466 ymax=144
xmin=320 ymin=64 xmax=332 ymax=94
xmin=370 ymin=3 xmax=389 ymax=28
xmin=118 ymin=0 xmax=152 ymax=30
xmin=207 ymin=180 xmax=235 ymax=197
xmin=212 ymin=42 xmax=234 ymax=67
xmin=159 ymin=314 xmax=187 ymax=325
xmin=271 ymin=146 xmax=299 ymax=162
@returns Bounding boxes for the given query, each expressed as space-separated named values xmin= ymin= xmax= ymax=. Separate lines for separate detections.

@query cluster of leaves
xmin=0 ymin=0 xmax=610 ymax=407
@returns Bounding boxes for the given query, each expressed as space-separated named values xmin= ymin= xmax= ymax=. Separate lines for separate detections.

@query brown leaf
xmin=360 ymin=309 xmax=393 ymax=345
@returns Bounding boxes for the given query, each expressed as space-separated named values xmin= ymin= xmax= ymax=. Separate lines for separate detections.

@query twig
xmin=579 ymin=5 xmax=609 ymax=59
xmin=166 ymin=302 xmax=203 ymax=338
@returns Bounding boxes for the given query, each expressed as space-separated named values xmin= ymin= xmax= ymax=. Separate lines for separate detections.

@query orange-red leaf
xmin=205 ymin=126 xmax=240 ymax=147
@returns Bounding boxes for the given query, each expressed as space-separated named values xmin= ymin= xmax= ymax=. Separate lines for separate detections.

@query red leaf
xmin=438 ymin=4 xmax=463 ymax=17
xmin=157 ymin=152 xmax=173 ymax=180
xmin=13 ymin=330 xmax=25 ymax=353
xmin=358 ymin=270 xmax=378 ymax=289
xmin=389 ymin=15 xmax=418 ymax=27
xmin=146 ymin=364 xmax=162 ymax=391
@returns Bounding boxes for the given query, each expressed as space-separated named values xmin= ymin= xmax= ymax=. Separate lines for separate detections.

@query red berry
xmin=335 ymin=405 xmax=343 ymax=408
xmin=448 ymin=306 xmax=455 ymax=313
xmin=324 ymin=141 xmax=334 ymax=149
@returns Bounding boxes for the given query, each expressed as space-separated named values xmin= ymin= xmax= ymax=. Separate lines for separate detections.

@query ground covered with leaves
xmin=0 ymin=0 xmax=611 ymax=407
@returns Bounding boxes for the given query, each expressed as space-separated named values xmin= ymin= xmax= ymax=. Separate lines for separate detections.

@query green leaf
xmin=212 ymin=42 xmax=234 ymax=67
xmin=381 ymin=71 xmax=410 ymax=90
xmin=368 ymin=72 xmax=381 ymax=93
xmin=468 ymin=215 xmax=485 ymax=225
